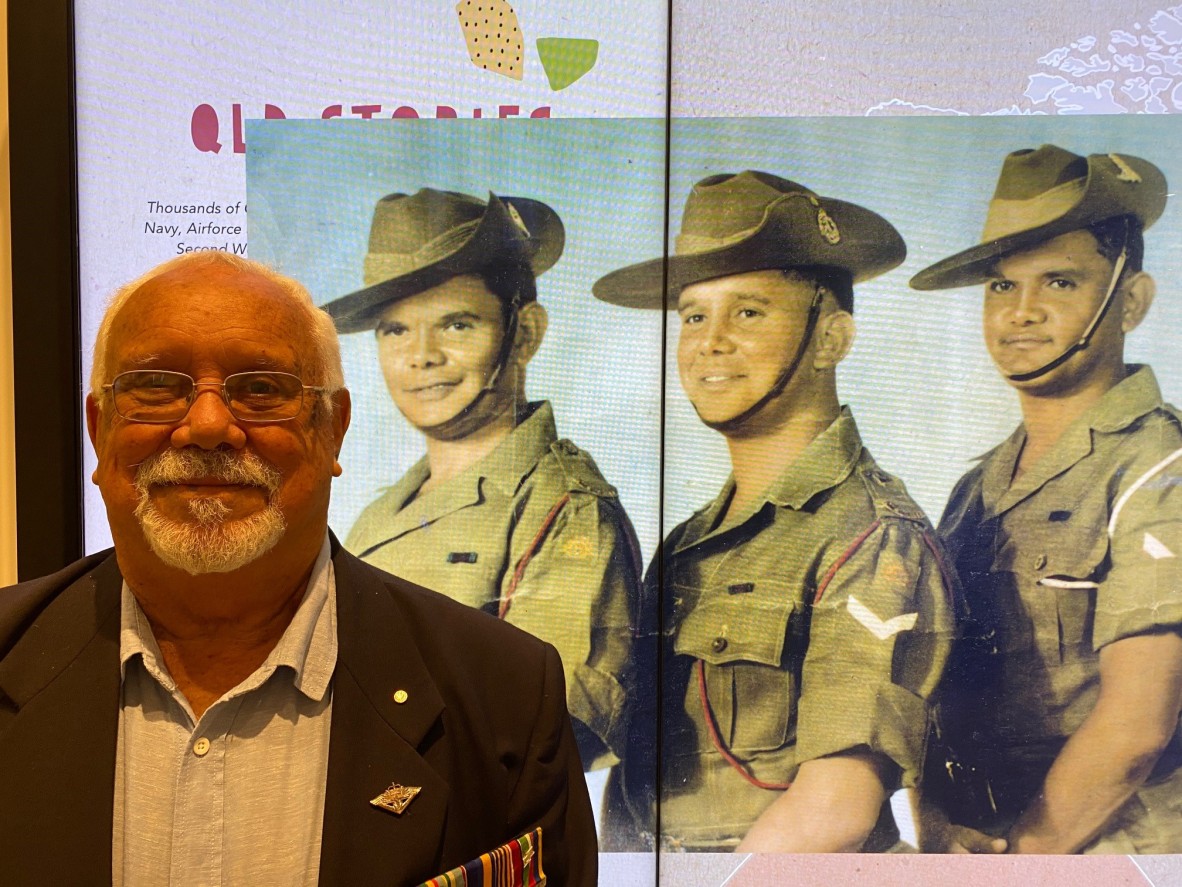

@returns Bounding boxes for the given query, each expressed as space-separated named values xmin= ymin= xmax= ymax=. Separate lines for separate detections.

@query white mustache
xmin=134 ymin=449 xmax=282 ymax=496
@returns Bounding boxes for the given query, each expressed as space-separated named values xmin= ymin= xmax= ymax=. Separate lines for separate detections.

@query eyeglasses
xmin=103 ymin=370 xmax=326 ymax=424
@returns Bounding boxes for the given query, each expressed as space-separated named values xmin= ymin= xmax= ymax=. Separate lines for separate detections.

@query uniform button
xmin=193 ymin=737 xmax=211 ymax=757
xmin=1034 ymin=554 xmax=1047 ymax=570
xmin=392 ymin=689 xmax=409 ymax=704
xmin=711 ymin=637 xmax=728 ymax=653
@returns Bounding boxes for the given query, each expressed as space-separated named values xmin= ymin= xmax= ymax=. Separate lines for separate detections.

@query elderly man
xmin=0 ymin=252 xmax=595 ymax=885
xmin=322 ymin=189 xmax=641 ymax=777
xmin=594 ymin=171 xmax=956 ymax=852
xmin=913 ymin=145 xmax=1182 ymax=854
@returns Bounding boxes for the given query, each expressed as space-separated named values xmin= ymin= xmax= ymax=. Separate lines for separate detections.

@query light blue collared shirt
xmin=112 ymin=535 xmax=337 ymax=886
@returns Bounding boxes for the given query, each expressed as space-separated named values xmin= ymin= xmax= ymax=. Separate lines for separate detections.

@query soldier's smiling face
xmin=375 ymin=274 xmax=509 ymax=432
xmin=983 ymin=229 xmax=1132 ymax=393
xmin=676 ymin=269 xmax=818 ymax=426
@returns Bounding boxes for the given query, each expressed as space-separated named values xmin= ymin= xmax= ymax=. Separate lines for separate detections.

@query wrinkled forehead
xmin=106 ymin=265 xmax=313 ymax=371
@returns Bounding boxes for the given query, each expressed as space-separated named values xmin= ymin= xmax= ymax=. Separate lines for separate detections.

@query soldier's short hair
xmin=478 ymin=258 xmax=539 ymax=322
xmin=783 ymin=266 xmax=855 ymax=314
xmin=1088 ymin=214 xmax=1145 ymax=276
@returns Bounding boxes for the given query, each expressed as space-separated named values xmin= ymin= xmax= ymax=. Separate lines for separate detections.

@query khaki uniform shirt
xmin=938 ymin=366 xmax=1182 ymax=853
xmin=651 ymin=409 xmax=955 ymax=850
xmin=345 ymin=401 xmax=641 ymax=768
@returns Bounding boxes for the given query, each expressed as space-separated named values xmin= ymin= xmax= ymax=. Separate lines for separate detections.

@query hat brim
xmin=911 ymin=154 xmax=1166 ymax=291
xmin=324 ymin=194 xmax=564 ymax=333
xmin=593 ymin=197 xmax=905 ymax=309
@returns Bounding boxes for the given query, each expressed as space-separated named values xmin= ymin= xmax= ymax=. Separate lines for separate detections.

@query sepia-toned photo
xmin=247 ymin=113 xmax=1182 ymax=866
xmin=246 ymin=118 xmax=667 ymax=863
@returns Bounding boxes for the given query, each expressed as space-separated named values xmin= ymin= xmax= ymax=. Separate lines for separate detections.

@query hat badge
xmin=506 ymin=202 xmax=531 ymax=238
xmin=807 ymin=195 xmax=841 ymax=245
xmin=1108 ymin=153 xmax=1142 ymax=184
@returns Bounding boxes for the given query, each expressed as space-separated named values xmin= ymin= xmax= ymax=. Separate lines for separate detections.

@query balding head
xmin=91 ymin=253 xmax=344 ymax=414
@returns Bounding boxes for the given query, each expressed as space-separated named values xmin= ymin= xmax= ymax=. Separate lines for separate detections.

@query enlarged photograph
xmin=248 ymin=113 xmax=1182 ymax=878
xmin=246 ymin=118 xmax=667 ymax=865
xmin=600 ymin=115 xmax=1182 ymax=865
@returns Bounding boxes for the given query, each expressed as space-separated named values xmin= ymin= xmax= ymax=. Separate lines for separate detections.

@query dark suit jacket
xmin=0 ymin=541 xmax=597 ymax=886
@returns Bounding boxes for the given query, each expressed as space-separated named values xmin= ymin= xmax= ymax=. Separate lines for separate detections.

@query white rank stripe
xmin=1108 ymin=446 xmax=1182 ymax=538
xmin=1038 ymin=577 xmax=1100 ymax=589
xmin=1144 ymin=532 xmax=1175 ymax=560
xmin=846 ymin=595 xmax=918 ymax=640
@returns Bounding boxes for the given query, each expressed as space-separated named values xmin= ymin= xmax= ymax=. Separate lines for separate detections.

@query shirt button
xmin=1034 ymin=554 xmax=1047 ymax=571
xmin=711 ymin=637 xmax=728 ymax=653
xmin=193 ymin=737 xmax=211 ymax=757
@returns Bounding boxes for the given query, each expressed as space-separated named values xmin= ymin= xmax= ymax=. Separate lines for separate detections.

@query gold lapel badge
xmin=370 ymin=783 xmax=422 ymax=815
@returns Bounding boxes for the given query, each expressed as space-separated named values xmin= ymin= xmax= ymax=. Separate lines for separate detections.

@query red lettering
xmin=232 ymin=103 xmax=246 ymax=154
xmin=264 ymin=104 xmax=286 ymax=119
xmin=191 ymin=104 xmax=222 ymax=153
xmin=435 ymin=106 xmax=458 ymax=118
xmin=321 ymin=105 xmax=343 ymax=119
xmin=351 ymin=104 xmax=383 ymax=119
xmin=530 ymin=106 xmax=552 ymax=118
xmin=499 ymin=105 xmax=520 ymax=118
xmin=392 ymin=106 xmax=420 ymax=118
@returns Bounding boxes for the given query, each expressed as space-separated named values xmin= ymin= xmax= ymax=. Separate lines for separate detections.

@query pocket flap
xmin=674 ymin=590 xmax=794 ymax=667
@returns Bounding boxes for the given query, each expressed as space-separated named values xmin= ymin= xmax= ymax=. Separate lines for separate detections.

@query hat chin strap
xmin=706 ymin=285 xmax=824 ymax=435
xmin=418 ymin=304 xmax=521 ymax=441
xmin=1005 ymin=241 xmax=1128 ymax=384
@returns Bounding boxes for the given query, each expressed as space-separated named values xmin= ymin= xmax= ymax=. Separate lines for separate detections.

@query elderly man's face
xmin=86 ymin=264 xmax=347 ymax=574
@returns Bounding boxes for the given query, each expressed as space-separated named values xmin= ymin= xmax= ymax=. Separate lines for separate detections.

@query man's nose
xmin=170 ymin=385 xmax=247 ymax=450
xmin=1011 ymin=285 xmax=1048 ymax=324
xmin=699 ymin=316 xmax=736 ymax=354
xmin=409 ymin=329 xmax=445 ymax=367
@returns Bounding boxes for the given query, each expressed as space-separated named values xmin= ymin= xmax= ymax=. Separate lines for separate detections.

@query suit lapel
xmin=0 ymin=554 xmax=122 ymax=883
xmin=319 ymin=546 xmax=452 ymax=887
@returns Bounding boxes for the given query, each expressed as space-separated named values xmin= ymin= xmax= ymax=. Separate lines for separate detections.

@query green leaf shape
xmin=536 ymin=38 xmax=599 ymax=91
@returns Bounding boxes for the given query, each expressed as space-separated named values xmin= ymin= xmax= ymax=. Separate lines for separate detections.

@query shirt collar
xmin=676 ymin=407 xmax=863 ymax=552
xmin=1084 ymin=364 xmax=1163 ymax=433
xmin=981 ymin=365 xmax=1164 ymax=514
xmin=118 ymin=533 xmax=338 ymax=704
xmin=384 ymin=400 xmax=558 ymax=510
xmin=763 ymin=406 xmax=863 ymax=509
xmin=474 ymin=400 xmax=557 ymax=496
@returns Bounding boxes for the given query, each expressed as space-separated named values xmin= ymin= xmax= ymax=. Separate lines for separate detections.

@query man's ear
xmin=813 ymin=310 xmax=855 ymax=370
xmin=85 ymin=393 xmax=104 ymax=484
xmin=1120 ymin=271 xmax=1155 ymax=334
xmin=329 ymin=388 xmax=352 ymax=478
xmin=513 ymin=302 xmax=549 ymax=366
xmin=85 ymin=392 xmax=102 ymax=450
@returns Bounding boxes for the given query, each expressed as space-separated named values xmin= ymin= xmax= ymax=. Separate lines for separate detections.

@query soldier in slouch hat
xmin=323 ymin=189 xmax=642 ymax=784
xmin=595 ymin=170 xmax=956 ymax=851
xmin=913 ymin=145 xmax=1182 ymax=854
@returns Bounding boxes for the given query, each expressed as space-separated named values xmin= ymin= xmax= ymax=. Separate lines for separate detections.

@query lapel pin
xmin=392 ymin=689 xmax=409 ymax=704
xmin=370 ymin=783 xmax=422 ymax=815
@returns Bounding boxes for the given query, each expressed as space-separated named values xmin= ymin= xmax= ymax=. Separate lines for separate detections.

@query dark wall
xmin=8 ymin=2 xmax=83 ymax=579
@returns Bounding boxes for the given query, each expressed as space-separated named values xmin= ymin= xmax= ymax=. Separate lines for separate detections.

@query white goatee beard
xmin=133 ymin=448 xmax=286 ymax=575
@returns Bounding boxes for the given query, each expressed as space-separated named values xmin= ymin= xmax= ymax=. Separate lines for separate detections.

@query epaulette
xmin=548 ymin=439 xmax=618 ymax=498
xmin=857 ymin=464 xmax=927 ymax=523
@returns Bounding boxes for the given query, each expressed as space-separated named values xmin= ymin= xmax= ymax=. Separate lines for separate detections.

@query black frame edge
xmin=9 ymin=1 xmax=83 ymax=579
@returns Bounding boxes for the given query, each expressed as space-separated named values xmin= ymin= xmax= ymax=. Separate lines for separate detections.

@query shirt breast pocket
xmin=674 ymin=588 xmax=799 ymax=753
xmin=1036 ymin=530 xmax=1108 ymax=660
